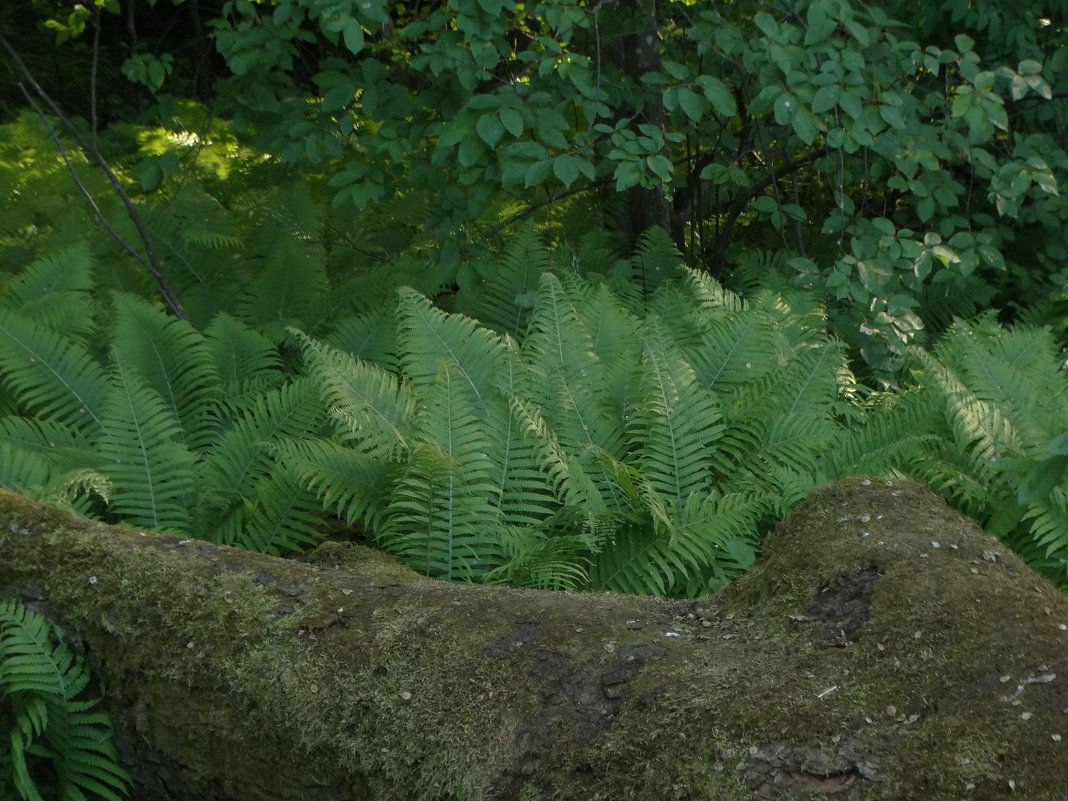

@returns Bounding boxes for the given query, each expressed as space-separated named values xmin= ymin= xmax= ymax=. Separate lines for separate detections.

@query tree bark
xmin=1 ymin=478 xmax=1067 ymax=800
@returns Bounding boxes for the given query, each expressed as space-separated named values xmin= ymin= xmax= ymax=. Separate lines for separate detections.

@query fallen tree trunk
xmin=2 ymin=477 xmax=1067 ymax=800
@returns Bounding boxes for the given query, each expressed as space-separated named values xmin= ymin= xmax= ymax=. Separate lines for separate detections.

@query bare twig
xmin=1 ymin=34 xmax=188 ymax=320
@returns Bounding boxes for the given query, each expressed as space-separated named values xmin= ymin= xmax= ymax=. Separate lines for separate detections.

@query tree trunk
xmin=607 ymin=0 xmax=673 ymax=243
xmin=1 ymin=478 xmax=1067 ymax=800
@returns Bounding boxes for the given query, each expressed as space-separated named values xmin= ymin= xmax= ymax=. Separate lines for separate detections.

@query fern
xmin=901 ymin=317 xmax=1068 ymax=583
xmin=455 ymin=222 xmax=550 ymax=337
xmin=203 ymin=312 xmax=284 ymax=404
xmin=109 ymin=292 xmax=220 ymax=452
xmin=98 ymin=351 xmax=196 ymax=533
xmin=0 ymin=241 xmax=96 ymax=337
xmin=0 ymin=309 xmax=107 ymax=433
xmin=296 ymin=333 xmax=416 ymax=460
xmin=0 ymin=600 xmax=129 ymax=801
xmin=626 ymin=317 xmax=723 ymax=510
xmin=194 ymin=377 xmax=327 ymax=549
xmin=630 ymin=226 xmax=685 ymax=295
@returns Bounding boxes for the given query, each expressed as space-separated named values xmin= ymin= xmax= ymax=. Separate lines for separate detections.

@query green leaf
xmin=553 ymin=155 xmax=581 ymax=187
xmin=954 ymin=33 xmax=975 ymax=53
xmin=524 ymin=159 xmax=554 ymax=187
xmin=499 ymin=107 xmax=524 ymax=137
xmin=792 ymin=109 xmax=820 ymax=144
xmin=676 ymin=87 xmax=706 ymax=122
xmin=322 ymin=82 xmax=355 ymax=112
xmin=697 ymin=75 xmax=737 ymax=117
xmin=646 ymin=155 xmax=673 ymax=182
xmin=839 ymin=89 xmax=863 ymax=120
xmin=805 ymin=1 xmax=837 ymax=45
xmin=458 ymin=135 xmax=485 ymax=168
xmin=476 ymin=113 xmax=505 ymax=148
xmin=774 ymin=93 xmax=798 ymax=125
xmin=341 ymin=18 xmax=365 ymax=54
xmin=811 ymin=84 xmax=840 ymax=114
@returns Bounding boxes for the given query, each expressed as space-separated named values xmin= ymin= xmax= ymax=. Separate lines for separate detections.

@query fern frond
xmin=576 ymin=282 xmax=642 ymax=368
xmin=295 ymin=332 xmax=415 ymax=459
xmin=1022 ymin=489 xmax=1068 ymax=561
xmin=396 ymin=287 xmax=506 ymax=417
xmin=195 ymin=377 xmax=326 ymax=538
xmin=275 ymin=437 xmax=395 ymax=526
xmin=0 ymin=309 xmax=106 ymax=432
xmin=457 ymin=221 xmax=550 ymax=336
xmin=687 ymin=311 xmax=781 ymax=393
xmin=237 ymin=237 xmax=329 ymax=338
xmin=98 ymin=352 xmax=195 ymax=533
xmin=586 ymin=490 xmax=760 ymax=597
xmin=204 ymin=312 xmax=284 ymax=403
xmin=372 ymin=359 xmax=509 ymax=580
xmin=521 ymin=273 xmax=626 ymax=471
xmin=0 ymin=441 xmax=52 ymax=495
xmin=233 ymin=466 xmax=324 ymax=554
xmin=684 ymin=267 xmax=746 ymax=313
xmin=826 ymin=389 xmax=943 ymax=477
xmin=627 ymin=318 xmax=723 ymax=509
xmin=910 ymin=346 xmax=1022 ymax=459
xmin=323 ymin=309 xmax=399 ymax=370
xmin=377 ymin=439 xmax=504 ymax=582
xmin=585 ymin=525 xmax=687 ymax=596
xmin=0 ymin=241 xmax=96 ymax=336
xmin=486 ymin=527 xmax=592 ymax=591
xmin=110 ymin=292 xmax=221 ymax=452
xmin=941 ymin=317 xmax=1067 ymax=452
xmin=630 ymin=226 xmax=684 ymax=294
xmin=0 ymin=600 xmax=130 ymax=801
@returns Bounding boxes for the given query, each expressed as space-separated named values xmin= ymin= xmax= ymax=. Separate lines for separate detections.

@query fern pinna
xmin=0 ymin=600 xmax=129 ymax=801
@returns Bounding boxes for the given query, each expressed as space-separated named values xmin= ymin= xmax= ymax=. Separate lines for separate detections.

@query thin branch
xmin=710 ymin=145 xmax=831 ymax=274
xmin=1 ymin=34 xmax=189 ymax=320
xmin=483 ymin=175 xmax=614 ymax=240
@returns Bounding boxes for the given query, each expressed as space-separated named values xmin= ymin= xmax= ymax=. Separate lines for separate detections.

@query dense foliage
xmin=9 ymin=0 xmax=1065 ymax=376
xmin=0 ymin=2 xmax=1066 ymax=783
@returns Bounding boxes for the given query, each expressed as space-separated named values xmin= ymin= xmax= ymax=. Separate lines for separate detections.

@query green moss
xmin=3 ymin=480 xmax=1068 ymax=800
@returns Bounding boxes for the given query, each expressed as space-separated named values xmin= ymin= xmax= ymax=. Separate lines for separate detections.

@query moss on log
xmin=1 ymin=477 xmax=1067 ymax=800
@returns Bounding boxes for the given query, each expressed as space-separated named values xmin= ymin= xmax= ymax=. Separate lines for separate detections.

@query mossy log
xmin=2 ymin=478 xmax=1068 ymax=801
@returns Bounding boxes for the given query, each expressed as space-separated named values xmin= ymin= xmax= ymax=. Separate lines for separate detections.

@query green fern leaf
xmin=234 ymin=466 xmax=324 ymax=554
xmin=110 ymin=292 xmax=221 ymax=452
xmin=237 ymin=237 xmax=329 ymax=338
xmin=376 ymin=364 xmax=505 ymax=581
xmin=275 ymin=437 xmax=395 ymax=526
xmin=627 ymin=317 xmax=724 ymax=509
xmin=0 ymin=601 xmax=130 ymax=801
xmin=323 ymin=310 xmax=399 ymax=370
xmin=457 ymin=222 xmax=550 ymax=336
xmin=910 ymin=346 xmax=1021 ymax=460
xmin=98 ymin=352 xmax=195 ymax=533
xmin=396 ymin=287 xmax=506 ymax=417
xmin=195 ymin=377 xmax=327 ymax=543
xmin=0 ymin=309 xmax=106 ymax=432
xmin=204 ymin=312 xmax=283 ymax=403
xmin=630 ymin=226 xmax=684 ymax=294
xmin=0 ymin=441 xmax=52 ymax=495
xmin=295 ymin=332 xmax=415 ymax=460
xmin=0 ymin=241 xmax=96 ymax=336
